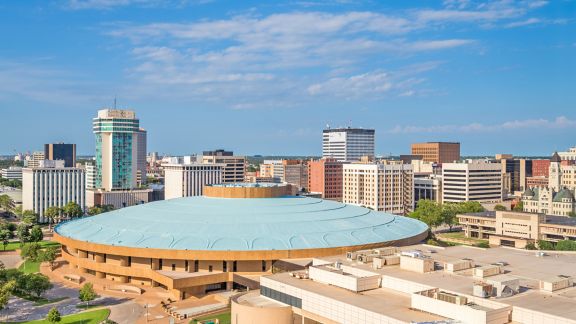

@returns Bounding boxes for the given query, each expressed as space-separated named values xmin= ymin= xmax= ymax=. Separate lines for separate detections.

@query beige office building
xmin=411 ymin=142 xmax=460 ymax=164
xmin=343 ymin=162 xmax=414 ymax=215
xmin=458 ymin=210 xmax=576 ymax=248
xmin=164 ymin=163 xmax=224 ymax=200
xmin=22 ymin=161 xmax=86 ymax=223
xmin=26 ymin=151 xmax=45 ymax=168
xmin=202 ymin=150 xmax=245 ymax=183
xmin=442 ymin=161 xmax=503 ymax=203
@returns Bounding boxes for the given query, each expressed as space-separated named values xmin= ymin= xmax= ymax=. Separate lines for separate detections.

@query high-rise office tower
xmin=442 ymin=161 xmax=502 ymax=203
xmin=135 ymin=128 xmax=147 ymax=186
xmin=93 ymin=109 xmax=146 ymax=191
xmin=411 ymin=142 xmax=460 ymax=164
xmin=45 ymin=143 xmax=76 ymax=167
xmin=322 ymin=127 xmax=375 ymax=162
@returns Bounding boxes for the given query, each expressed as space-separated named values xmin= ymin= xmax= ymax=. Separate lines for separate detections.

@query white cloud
xmin=505 ymin=18 xmax=541 ymax=28
xmin=66 ymin=0 xmax=211 ymax=10
xmin=387 ymin=116 xmax=576 ymax=134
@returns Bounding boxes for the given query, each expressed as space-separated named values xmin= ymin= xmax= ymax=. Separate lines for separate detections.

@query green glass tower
xmin=93 ymin=109 xmax=145 ymax=190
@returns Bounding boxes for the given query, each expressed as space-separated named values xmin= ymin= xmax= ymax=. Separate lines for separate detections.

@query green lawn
xmin=12 ymin=309 xmax=110 ymax=324
xmin=18 ymin=259 xmax=40 ymax=273
xmin=1 ymin=240 xmax=60 ymax=252
xmin=437 ymin=231 xmax=489 ymax=246
xmin=439 ymin=231 xmax=468 ymax=239
xmin=190 ymin=311 xmax=231 ymax=324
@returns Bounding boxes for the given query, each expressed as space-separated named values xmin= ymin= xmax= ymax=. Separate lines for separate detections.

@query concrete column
xmin=226 ymin=281 xmax=233 ymax=291
xmin=227 ymin=260 xmax=233 ymax=272
xmin=94 ymin=253 xmax=105 ymax=263
xmin=95 ymin=271 xmax=105 ymax=279
xmin=78 ymin=267 xmax=88 ymax=273
xmin=120 ymin=256 xmax=129 ymax=267
xmin=78 ymin=250 xmax=88 ymax=258
xmin=151 ymin=258 xmax=160 ymax=270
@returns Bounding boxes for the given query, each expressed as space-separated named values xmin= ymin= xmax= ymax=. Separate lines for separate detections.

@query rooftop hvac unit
xmin=346 ymin=252 xmax=357 ymax=260
xmin=334 ymin=261 xmax=342 ymax=269
xmin=401 ymin=251 xmax=422 ymax=258
xmin=358 ymin=254 xmax=375 ymax=264
xmin=437 ymin=291 xmax=468 ymax=305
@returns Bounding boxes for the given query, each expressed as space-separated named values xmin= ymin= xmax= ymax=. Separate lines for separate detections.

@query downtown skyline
xmin=0 ymin=0 xmax=575 ymax=156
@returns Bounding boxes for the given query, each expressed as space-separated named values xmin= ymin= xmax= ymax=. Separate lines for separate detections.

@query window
xmin=209 ymin=265 xmax=213 ymax=272
xmin=223 ymin=261 xmax=227 ymax=272
xmin=172 ymin=264 xmax=176 ymax=271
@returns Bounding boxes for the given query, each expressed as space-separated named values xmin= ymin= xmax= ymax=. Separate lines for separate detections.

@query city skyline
xmin=1 ymin=0 xmax=575 ymax=155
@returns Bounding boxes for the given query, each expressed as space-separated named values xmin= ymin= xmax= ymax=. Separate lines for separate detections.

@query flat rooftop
xmin=321 ymin=245 xmax=576 ymax=321
xmin=267 ymin=272 xmax=446 ymax=323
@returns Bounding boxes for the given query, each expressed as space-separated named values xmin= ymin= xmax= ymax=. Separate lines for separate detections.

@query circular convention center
xmin=54 ymin=183 xmax=428 ymax=300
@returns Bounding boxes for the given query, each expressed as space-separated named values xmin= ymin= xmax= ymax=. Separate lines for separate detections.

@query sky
xmin=0 ymin=0 xmax=575 ymax=156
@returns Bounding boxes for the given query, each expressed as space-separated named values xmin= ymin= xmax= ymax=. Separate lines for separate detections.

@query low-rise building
xmin=442 ymin=161 xmax=503 ymax=203
xmin=22 ymin=160 xmax=85 ymax=223
xmin=163 ymin=163 xmax=224 ymax=200
xmin=1 ymin=166 xmax=23 ymax=180
xmin=202 ymin=150 xmax=245 ymax=183
xmin=307 ymin=158 xmax=345 ymax=201
xmin=414 ymin=174 xmax=442 ymax=206
xmin=457 ymin=210 xmax=576 ymax=248
xmin=86 ymin=188 xmax=151 ymax=209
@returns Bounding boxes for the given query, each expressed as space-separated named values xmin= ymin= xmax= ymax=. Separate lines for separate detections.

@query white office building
xmin=322 ymin=127 xmax=375 ymax=162
xmin=85 ymin=163 xmax=96 ymax=189
xmin=343 ymin=162 xmax=414 ymax=215
xmin=164 ymin=163 xmax=224 ymax=200
xmin=442 ymin=161 xmax=503 ymax=203
xmin=1 ymin=166 xmax=23 ymax=180
xmin=22 ymin=160 xmax=85 ymax=223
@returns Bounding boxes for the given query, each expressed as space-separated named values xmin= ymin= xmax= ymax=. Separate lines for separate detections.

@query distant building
xmin=202 ymin=150 xmax=246 ymax=183
xmin=135 ymin=128 xmax=147 ymax=186
xmin=262 ymin=160 xmax=285 ymax=180
xmin=44 ymin=143 xmax=76 ymax=167
xmin=282 ymin=160 xmax=308 ymax=191
xmin=22 ymin=161 xmax=85 ymax=223
xmin=86 ymin=188 xmax=151 ymax=209
xmin=522 ymin=187 xmax=575 ymax=217
xmin=496 ymin=157 xmax=532 ymax=194
xmin=322 ymin=127 xmax=375 ymax=162
xmin=558 ymin=146 xmax=576 ymax=161
xmin=85 ymin=163 xmax=96 ymax=189
xmin=1 ymin=166 xmax=23 ymax=180
xmin=164 ymin=163 xmax=223 ymax=200
xmin=93 ymin=109 xmax=146 ymax=191
xmin=343 ymin=162 xmax=413 ymax=215
xmin=442 ymin=161 xmax=502 ymax=203
xmin=26 ymin=151 xmax=45 ymax=168
xmin=526 ymin=176 xmax=548 ymax=188
xmin=414 ymin=174 xmax=442 ymax=206
xmin=308 ymin=158 xmax=345 ymax=201
xmin=532 ymin=159 xmax=550 ymax=177
xmin=411 ymin=142 xmax=460 ymax=164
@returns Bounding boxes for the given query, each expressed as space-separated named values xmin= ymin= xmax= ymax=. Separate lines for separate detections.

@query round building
xmin=54 ymin=183 xmax=427 ymax=300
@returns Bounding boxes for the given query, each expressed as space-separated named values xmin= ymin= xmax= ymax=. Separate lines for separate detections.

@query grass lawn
xmin=12 ymin=309 xmax=110 ymax=324
xmin=1 ymin=240 xmax=60 ymax=252
xmin=437 ymin=231 xmax=489 ymax=246
xmin=190 ymin=311 xmax=231 ymax=324
xmin=18 ymin=259 xmax=40 ymax=273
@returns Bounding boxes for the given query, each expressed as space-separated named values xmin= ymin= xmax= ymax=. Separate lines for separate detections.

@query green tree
xmin=46 ymin=306 xmax=61 ymax=323
xmin=513 ymin=201 xmax=524 ymax=212
xmin=44 ymin=206 xmax=61 ymax=230
xmin=459 ymin=201 xmax=485 ymax=213
xmin=0 ymin=280 xmax=16 ymax=311
xmin=556 ymin=240 xmax=576 ymax=251
xmin=21 ymin=210 xmax=37 ymax=224
xmin=476 ymin=241 xmax=490 ymax=248
xmin=12 ymin=205 xmax=22 ymax=218
xmin=87 ymin=206 xmax=103 ymax=216
xmin=20 ymin=242 xmax=41 ymax=262
xmin=39 ymin=246 xmax=59 ymax=270
xmin=409 ymin=200 xmax=443 ymax=237
xmin=26 ymin=273 xmax=52 ymax=297
xmin=62 ymin=202 xmax=83 ymax=219
xmin=30 ymin=225 xmax=43 ymax=242
xmin=440 ymin=203 xmax=459 ymax=232
xmin=16 ymin=223 xmax=30 ymax=246
xmin=494 ymin=204 xmax=507 ymax=211
xmin=0 ymin=229 xmax=10 ymax=250
xmin=79 ymin=282 xmax=97 ymax=308
xmin=525 ymin=242 xmax=537 ymax=250
xmin=568 ymin=211 xmax=576 ymax=218
xmin=538 ymin=239 xmax=554 ymax=250
xmin=0 ymin=194 xmax=14 ymax=211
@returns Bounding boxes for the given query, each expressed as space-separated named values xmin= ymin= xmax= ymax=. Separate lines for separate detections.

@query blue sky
xmin=0 ymin=0 xmax=574 ymax=156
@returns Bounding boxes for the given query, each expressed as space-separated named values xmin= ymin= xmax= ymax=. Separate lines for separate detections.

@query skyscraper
xmin=45 ymin=143 xmax=76 ymax=167
xmin=93 ymin=109 xmax=146 ymax=191
xmin=322 ymin=127 xmax=375 ymax=162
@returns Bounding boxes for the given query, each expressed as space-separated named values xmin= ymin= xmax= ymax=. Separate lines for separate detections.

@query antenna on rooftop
xmin=114 ymin=96 xmax=117 ymax=109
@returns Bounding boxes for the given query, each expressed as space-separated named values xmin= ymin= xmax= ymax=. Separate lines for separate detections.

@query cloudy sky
xmin=0 ymin=0 xmax=574 ymax=156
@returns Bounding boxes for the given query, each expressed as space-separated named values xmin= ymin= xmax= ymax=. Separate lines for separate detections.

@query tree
xmin=12 ymin=205 xmax=22 ymax=218
xmin=440 ymin=203 xmax=459 ymax=232
xmin=46 ymin=306 xmax=61 ymax=323
xmin=87 ymin=206 xmax=102 ymax=216
xmin=26 ymin=273 xmax=52 ymax=297
xmin=538 ymin=239 xmax=554 ymax=250
xmin=30 ymin=225 xmax=43 ymax=242
xmin=39 ymin=246 xmax=59 ymax=270
xmin=556 ymin=240 xmax=576 ymax=251
xmin=16 ymin=223 xmax=30 ymax=245
xmin=513 ymin=201 xmax=524 ymax=212
xmin=44 ymin=206 xmax=61 ymax=230
xmin=0 ymin=195 xmax=13 ymax=211
xmin=525 ymin=242 xmax=537 ymax=250
xmin=459 ymin=201 xmax=485 ymax=213
xmin=0 ymin=229 xmax=10 ymax=250
xmin=494 ymin=204 xmax=507 ymax=211
xmin=62 ymin=202 xmax=83 ymax=219
xmin=0 ymin=280 xmax=16 ymax=311
xmin=21 ymin=210 xmax=37 ymax=224
xmin=569 ymin=211 xmax=576 ymax=218
xmin=20 ymin=242 xmax=41 ymax=262
xmin=409 ymin=200 xmax=443 ymax=237
xmin=79 ymin=282 xmax=97 ymax=308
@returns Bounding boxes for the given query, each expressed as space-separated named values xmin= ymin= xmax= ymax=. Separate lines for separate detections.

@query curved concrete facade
xmin=231 ymin=292 xmax=293 ymax=324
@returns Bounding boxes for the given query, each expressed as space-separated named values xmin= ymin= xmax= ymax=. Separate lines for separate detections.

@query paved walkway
xmin=109 ymin=300 xmax=146 ymax=324
xmin=0 ymin=251 xmax=22 ymax=269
